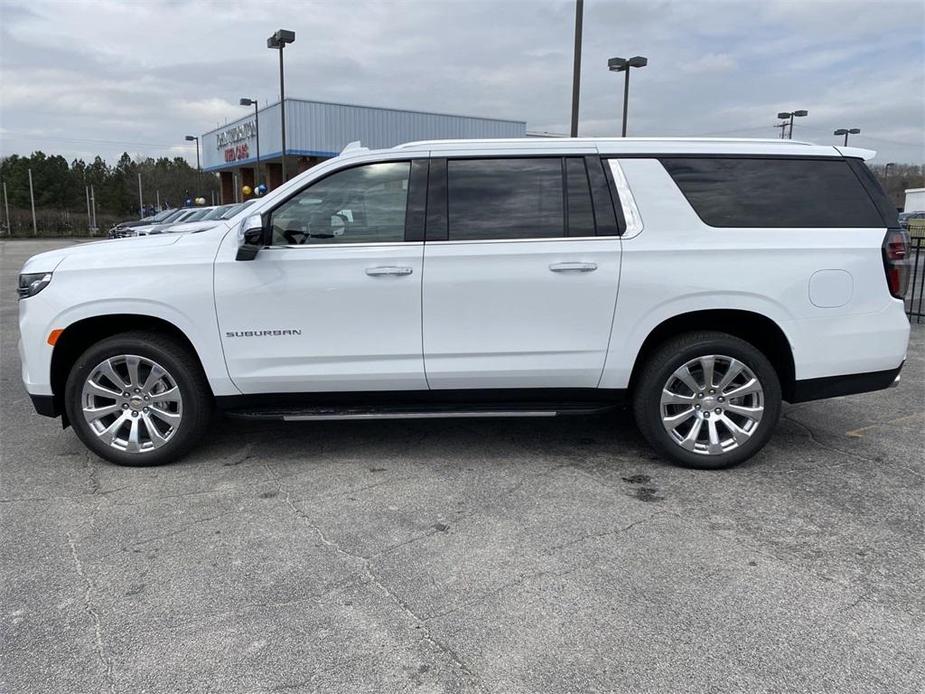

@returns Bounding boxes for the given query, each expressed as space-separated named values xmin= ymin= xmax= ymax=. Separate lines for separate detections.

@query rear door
xmin=421 ymin=155 xmax=623 ymax=389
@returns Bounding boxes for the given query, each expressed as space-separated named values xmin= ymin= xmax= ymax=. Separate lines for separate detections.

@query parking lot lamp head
xmin=777 ymin=109 xmax=807 ymax=139
xmin=608 ymin=55 xmax=647 ymax=137
xmin=834 ymin=127 xmax=861 ymax=146
xmin=184 ymin=135 xmax=201 ymax=179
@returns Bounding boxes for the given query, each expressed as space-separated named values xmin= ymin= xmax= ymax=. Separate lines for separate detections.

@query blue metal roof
xmin=201 ymin=98 xmax=526 ymax=172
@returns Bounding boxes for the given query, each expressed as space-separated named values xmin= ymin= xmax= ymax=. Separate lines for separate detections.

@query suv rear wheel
xmin=633 ymin=331 xmax=781 ymax=469
xmin=64 ymin=332 xmax=212 ymax=467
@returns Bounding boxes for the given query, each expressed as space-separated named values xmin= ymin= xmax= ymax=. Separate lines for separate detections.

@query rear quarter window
xmin=661 ymin=157 xmax=885 ymax=228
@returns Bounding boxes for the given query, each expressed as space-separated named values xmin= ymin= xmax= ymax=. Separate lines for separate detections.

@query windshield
xmin=182 ymin=208 xmax=212 ymax=222
xmin=152 ymin=208 xmax=177 ymax=222
xmin=162 ymin=209 xmax=190 ymax=223
xmin=222 ymin=198 xmax=258 ymax=219
xmin=201 ymin=205 xmax=234 ymax=220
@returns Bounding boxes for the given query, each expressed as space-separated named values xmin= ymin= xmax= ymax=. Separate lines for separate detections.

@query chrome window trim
xmin=264 ymin=241 xmax=420 ymax=250
xmin=425 ymin=236 xmax=608 ymax=246
xmin=607 ymin=159 xmax=644 ymax=238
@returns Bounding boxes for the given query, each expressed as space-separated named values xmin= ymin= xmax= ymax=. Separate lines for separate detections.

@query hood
xmin=20 ymin=234 xmax=183 ymax=274
xmin=156 ymin=220 xmax=223 ymax=234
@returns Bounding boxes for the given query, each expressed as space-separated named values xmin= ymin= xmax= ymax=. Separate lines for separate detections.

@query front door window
xmin=269 ymin=162 xmax=410 ymax=245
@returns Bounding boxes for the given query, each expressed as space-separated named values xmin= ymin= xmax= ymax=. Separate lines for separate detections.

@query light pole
xmin=185 ymin=134 xmax=201 ymax=192
xmin=240 ymin=98 xmax=261 ymax=187
xmin=834 ymin=128 xmax=860 ymax=146
xmin=267 ymin=29 xmax=295 ymax=184
xmin=885 ymin=162 xmax=896 ymax=176
xmin=608 ymin=56 xmax=647 ymax=137
xmin=777 ymin=110 xmax=807 ymax=139
xmin=570 ymin=0 xmax=584 ymax=137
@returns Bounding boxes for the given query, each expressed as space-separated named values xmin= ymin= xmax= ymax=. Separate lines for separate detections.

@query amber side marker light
xmin=47 ymin=329 xmax=64 ymax=346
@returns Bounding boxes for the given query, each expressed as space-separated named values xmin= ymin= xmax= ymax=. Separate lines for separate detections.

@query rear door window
xmin=661 ymin=157 xmax=885 ymax=228
xmin=565 ymin=158 xmax=596 ymax=236
xmin=447 ymin=158 xmax=564 ymax=241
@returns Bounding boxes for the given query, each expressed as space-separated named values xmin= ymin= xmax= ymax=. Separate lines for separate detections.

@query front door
xmin=422 ymin=156 xmax=622 ymax=389
xmin=214 ymin=160 xmax=427 ymax=394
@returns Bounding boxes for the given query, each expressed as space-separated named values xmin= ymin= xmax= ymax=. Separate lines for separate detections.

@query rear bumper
xmin=788 ymin=362 xmax=904 ymax=403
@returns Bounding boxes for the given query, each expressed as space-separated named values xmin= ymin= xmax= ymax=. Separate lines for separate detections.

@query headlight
xmin=17 ymin=272 xmax=53 ymax=299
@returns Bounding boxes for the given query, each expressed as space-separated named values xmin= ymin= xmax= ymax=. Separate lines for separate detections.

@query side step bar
xmin=225 ymin=403 xmax=615 ymax=422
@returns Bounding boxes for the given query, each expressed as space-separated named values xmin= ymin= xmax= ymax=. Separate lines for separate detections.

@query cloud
xmin=678 ymin=53 xmax=738 ymax=75
xmin=0 ymin=0 xmax=922 ymax=164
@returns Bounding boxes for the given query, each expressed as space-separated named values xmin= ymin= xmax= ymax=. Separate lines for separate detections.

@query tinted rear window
xmin=661 ymin=157 xmax=885 ymax=228
xmin=447 ymin=158 xmax=564 ymax=240
xmin=566 ymin=158 xmax=596 ymax=236
xmin=846 ymin=159 xmax=900 ymax=226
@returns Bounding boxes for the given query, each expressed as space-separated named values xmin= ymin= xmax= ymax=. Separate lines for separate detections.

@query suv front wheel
xmin=64 ymin=332 xmax=212 ymax=467
xmin=633 ymin=331 xmax=782 ymax=469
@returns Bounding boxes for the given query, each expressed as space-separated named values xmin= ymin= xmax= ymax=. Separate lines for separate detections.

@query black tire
xmin=64 ymin=332 xmax=212 ymax=467
xmin=632 ymin=331 xmax=782 ymax=470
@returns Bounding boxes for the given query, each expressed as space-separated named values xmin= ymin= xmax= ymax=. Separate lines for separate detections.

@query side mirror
xmin=236 ymin=215 xmax=266 ymax=261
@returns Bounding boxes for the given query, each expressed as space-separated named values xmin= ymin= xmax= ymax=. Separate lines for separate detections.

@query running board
xmin=225 ymin=403 xmax=614 ymax=422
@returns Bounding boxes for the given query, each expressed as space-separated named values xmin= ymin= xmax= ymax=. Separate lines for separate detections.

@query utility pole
xmin=570 ymin=0 xmax=584 ymax=137
xmin=137 ymin=172 xmax=144 ymax=218
xmin=156 ymin=189 xmax=161 ymax=211
xmin=3 ymin=180 xmax=10 ymax=235
xmin=28 ymin=168 xmax=37 ymax=236
xmin=86 ymin=185 xmax=92 ymax=231
xmin=90 ymin=185 xmax=97 ymax=232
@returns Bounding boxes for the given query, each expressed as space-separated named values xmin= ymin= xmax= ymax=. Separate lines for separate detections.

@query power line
xmin=1 ymin=131 xmax=193 ymax=150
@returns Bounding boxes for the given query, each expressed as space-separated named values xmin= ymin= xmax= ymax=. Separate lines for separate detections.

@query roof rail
xmin=391 ymin=136 xmax=817 ymax=150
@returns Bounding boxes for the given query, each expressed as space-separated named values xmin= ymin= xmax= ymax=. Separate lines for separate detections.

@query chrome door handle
xmin=365 ymin=266 xmax=413 ymax=277
xmin=549 ymin=262 xmax=598 ymax=273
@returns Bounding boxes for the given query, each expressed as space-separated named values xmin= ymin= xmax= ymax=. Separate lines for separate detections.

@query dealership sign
xmin=215 ymin=121 xmax=256 ymax=149
xmin=225 ymin=143 xmax=249 ymax=162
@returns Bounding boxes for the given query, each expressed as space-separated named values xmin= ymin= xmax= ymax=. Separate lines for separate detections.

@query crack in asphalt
xmin=262 ymin=462 xmax=490 ymax=694
xmin=156 ymin=576 xmax=371 ymax=631
xmin=421 ymin=515 xmax=660 ymax=623
xmin=782 ymin=412 xmax=924 ymax=480
xmin=365 ymin=463 xmax=567 ymax=562
xmin=67 ymin=531 xmax=116 ymax=694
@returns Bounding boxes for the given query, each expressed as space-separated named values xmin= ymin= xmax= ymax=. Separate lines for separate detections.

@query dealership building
xmin=200 ymin=98 xmax=526 ymax=202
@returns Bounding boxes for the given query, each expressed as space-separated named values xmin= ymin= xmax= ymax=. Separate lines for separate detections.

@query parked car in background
xmin=108 ymin=208 xmax=178 ymax=238
xmin=17 ymin=138 xmax=910 ymax=470
xmin=129 ymin=207 xmax=217 ymax=236
xmin=898 ymin=210 xmax=925 ymax=230
xmin=147 ymin=201 xmax=260 ymax=235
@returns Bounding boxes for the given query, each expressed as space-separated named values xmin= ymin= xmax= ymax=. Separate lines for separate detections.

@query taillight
xmin=882 ymin=229 xmax=911 ymax=299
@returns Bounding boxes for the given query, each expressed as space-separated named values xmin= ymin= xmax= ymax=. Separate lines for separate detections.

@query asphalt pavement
xmin=2 ymin=240 xmax=923 ymax=694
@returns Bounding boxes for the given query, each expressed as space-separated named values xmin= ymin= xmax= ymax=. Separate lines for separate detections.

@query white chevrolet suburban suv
xmin=18 ymin=138 xmax=911 ymax=469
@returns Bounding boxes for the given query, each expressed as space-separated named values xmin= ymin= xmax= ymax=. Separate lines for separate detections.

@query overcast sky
xmin=1 ymin=0 xmax=923 ymax=165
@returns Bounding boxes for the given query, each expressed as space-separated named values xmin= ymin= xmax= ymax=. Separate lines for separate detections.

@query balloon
xmin=195 ymin=197 xmax=206 ymax=206
xmin=242 ymin=185 xmax=253 ymax=196
xmin=255 ymin=184 xmax=267 ymax=196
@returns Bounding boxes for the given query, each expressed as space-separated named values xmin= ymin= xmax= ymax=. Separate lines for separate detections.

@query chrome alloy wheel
xmin=659 ymin=355 xmax=764 ymax=456
xmin=80 ymin=355 xmax=183 ymax=454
